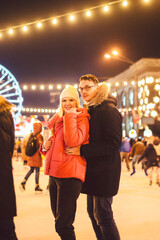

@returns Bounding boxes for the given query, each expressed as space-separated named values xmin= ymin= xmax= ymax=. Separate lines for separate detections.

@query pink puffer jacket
xmin=41 ymin=108 xmax=90 ymax=182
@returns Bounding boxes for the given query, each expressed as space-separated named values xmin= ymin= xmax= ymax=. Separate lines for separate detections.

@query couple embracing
xmin=41 ymin=74 xmax=122 ymax=240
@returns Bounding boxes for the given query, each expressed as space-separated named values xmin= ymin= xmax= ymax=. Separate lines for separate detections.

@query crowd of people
xmin=120 ymin=136 xmax=160 ymax=185
xmin=1 ymin=74 xmax=160 ymax=240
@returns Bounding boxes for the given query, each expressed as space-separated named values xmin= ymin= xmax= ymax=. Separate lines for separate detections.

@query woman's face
xmin=62 ymin=97 xmax=77 ymax=113
xmin=33 ymin=123 xmax=42 ymax=134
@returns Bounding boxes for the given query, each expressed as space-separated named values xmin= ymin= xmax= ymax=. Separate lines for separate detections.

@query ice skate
xmin=35 ymin=184 xmax=43 ymax=194
xmin=19 ymin=180 xmax=26 ymax=192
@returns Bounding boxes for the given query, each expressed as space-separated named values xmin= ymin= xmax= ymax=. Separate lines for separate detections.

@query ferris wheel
xmin=0 ymin=64 xmax=23 ymax=120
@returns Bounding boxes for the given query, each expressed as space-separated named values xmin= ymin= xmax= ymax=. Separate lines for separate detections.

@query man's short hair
xmin=79 ymin=74 xmax=99 ymax=84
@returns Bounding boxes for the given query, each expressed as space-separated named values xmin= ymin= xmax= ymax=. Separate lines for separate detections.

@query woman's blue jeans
xmin=24 ymin=167 xmax=40 ymax=184
xmin=49 ymin=176 xmax=82 ymax=240
xmin=87 ymin=195 xmax=120 ymax=240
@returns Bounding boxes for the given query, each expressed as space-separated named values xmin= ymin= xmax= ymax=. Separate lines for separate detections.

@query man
xmin=120 ymin=137 xmax=131 ymax=171
xmin=0 ymin=96 xmax=18 ymax=240
xmin=130 ymin=137 xmax=146 ymax=176
xmin=66 ymin=74 xmax=122 ymax=240
xmin=21 ymin=134 xmax=30 ymax=168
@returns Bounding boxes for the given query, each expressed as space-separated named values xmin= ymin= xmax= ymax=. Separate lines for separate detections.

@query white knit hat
xmin=60 ymin=85 xmax=80 ymax=104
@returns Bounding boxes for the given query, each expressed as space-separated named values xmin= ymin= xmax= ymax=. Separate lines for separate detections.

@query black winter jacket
xmin=0 ymin=110 xmax=17 ymax=218
xmin=81 ymin=93 xmax=122 ymax=197
xmin=138 ymin=144 xmax=159 ymax=169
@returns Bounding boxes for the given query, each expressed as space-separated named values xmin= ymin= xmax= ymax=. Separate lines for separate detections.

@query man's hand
xmin=65 ymin=146 xmax=81 ymax=155
xmin=44 ymin=139 xmax=52 ymax=151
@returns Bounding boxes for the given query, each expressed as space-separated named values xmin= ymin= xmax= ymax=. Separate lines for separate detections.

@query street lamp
xmin=104 ymin=50 xmax=134 ymax=65
xmin=104 ymin=50 xmax=139 ymax=135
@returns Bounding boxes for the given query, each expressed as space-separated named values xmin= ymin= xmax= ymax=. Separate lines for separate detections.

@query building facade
xmin=107 ymin=58 xmax=160 ymax=137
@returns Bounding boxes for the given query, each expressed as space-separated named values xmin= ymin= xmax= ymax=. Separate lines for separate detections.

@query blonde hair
xmin=0 ymin=95 xmax=14 ymax=112
xmin=33 ymin=121 xmax=43 ymax=133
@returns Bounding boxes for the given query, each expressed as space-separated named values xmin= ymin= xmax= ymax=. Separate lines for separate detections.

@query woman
xmin=41 ymin=85 xmax=90 ymax=240
xmin=138 ymin=143 xmax=159 ymax=186
xmin=20 ymin=121 xmax=43 ymax=192
xmin=0 ymin=96 xmax=18 ymax=240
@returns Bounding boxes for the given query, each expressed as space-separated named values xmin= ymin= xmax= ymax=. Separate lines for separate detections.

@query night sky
xmin=0 ymin=0 xmax=160 ymax=107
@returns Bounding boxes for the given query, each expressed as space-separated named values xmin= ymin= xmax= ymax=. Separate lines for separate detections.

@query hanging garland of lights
xmin=0 ymin=0 xmax=152 ymax=39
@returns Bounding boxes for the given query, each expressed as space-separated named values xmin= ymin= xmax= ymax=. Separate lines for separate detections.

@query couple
xmin=42 ymin=74 xmax=122 ymax=240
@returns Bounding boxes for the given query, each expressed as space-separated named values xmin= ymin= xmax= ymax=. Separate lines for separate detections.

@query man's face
xmin=79 ymin=80 xmax=99 ymax=103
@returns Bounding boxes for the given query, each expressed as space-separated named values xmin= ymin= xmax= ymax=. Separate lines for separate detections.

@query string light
xmin=122 ymin=1 xmax=128 ymax=7
xmin=69 ymin=15 xmax=75 ymax=21
xmin=31 ymin=85 xmax=36 ymax=90
xmin=8 ymin=29 xmax=13 ymax=35
xmin=104 ymin=5 xmax=109 ymax=12
xmin=22 ymin=83 xmax=67 ymax=90
xmin=0 ymin=1 xmax=131 ymax=38
xmin=155 ymin=84 xmax=160 ymax=91
xmin=48 ymin=85 xmax=53 ymax=90
xmin=37 ymin=22 xmax=42 ymax=28
xmin=40 ymin=85 xmax=45 ymax=90
xmin=22 ymin=26 xmax=28 ymax=32
xmin=22 ymin=107 xmax=56 ymax=113
xmin=0 ymin=0 xmax=155 ymax=40
xmin=86 ymin=10 xmax=91 ymax=17
xmin=153 ymin=96 xmax=159 ymax=103
xmin=23 ymin=85 xmax=28 ymax=90
xmin=151 ymin=110 xmax=158 ymax=117
xmin=21 ymin=77 xmax=160 ymax=91
xmin=52 ymin=18 xmax=57 ymax=25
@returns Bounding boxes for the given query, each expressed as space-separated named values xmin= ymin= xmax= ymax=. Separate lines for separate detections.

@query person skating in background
xmin=153 ymin=136 xmax=160 ymax=185
xmin=120 ymin=137 xmax=131 ymax=171
xmin=21 ymin=134 xmax=30 ymax=169
xmin=0 ymin=96 xmax=18 ymax=240
xmin=20 ymin=121 xmax=43 ymax=192
xmin=130 ymin=137 xmax=146 ymax=176
xmin=16 ymin=138 xmax=22 ymax=161
xmin=153 ymin=136 xmax=160 ymax=162
xmin=138 ymin=143 xmax=160 ymax=186
xmin=66 ymin=75 xmax=122 ymax=240
xmin=40 ymin=85 xmax=90 ymax=240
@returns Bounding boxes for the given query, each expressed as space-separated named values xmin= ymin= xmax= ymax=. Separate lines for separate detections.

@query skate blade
xmin=35 ymin=191 xmax=43 ymax=194
xmin=19 ymin=185 xmax=25 ymax=192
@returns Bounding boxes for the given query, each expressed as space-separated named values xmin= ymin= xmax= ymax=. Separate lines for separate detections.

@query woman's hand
xmin=66 ymin=108 xmax=82 ymax=115
xmin=44 ymin=139 xmax=52 ymax=151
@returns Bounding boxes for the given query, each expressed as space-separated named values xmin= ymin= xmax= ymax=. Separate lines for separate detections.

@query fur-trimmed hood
xmin=86 ymin=83 xmax=117 ymax=107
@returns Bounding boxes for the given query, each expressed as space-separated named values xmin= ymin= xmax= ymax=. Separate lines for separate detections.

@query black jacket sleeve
xmin=80 ymin=106 xmax=122 ymax=160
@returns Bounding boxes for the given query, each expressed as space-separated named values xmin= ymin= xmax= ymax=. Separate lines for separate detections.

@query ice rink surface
xmin=13 ymin=160 xmax=160 ymax=240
